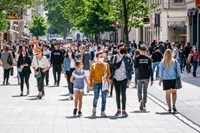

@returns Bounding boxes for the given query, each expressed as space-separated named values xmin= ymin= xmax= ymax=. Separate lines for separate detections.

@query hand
xmin=20 ymin=65 xmax=24 ymax=69
xmin=150 ymin=81 xmax=153 ymax=86
xmin=127 ymin=80 xmax=131 ymax=86
xmin=108 ymin=79 xmax=112 ymax=84
xmin=50 ymin=64 xmax=53 ymax=68
xmin=64 ymin=73 xmax=67 ymax=78
xmin=42 ymin=68 xmax=48 ymax=73
xmin=159 ymin=80 xmax=162 ymax=86
xmin=89 ymin=87 xmax=93 ymax=91
xmin=24 ymin=63 xmax=28 ymax=66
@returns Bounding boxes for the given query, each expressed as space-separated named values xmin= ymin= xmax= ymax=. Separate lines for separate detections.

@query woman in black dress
xmin=17 ymin=48 xmax=32 ymax=96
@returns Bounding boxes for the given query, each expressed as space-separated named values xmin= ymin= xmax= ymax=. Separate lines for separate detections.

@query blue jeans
xmin=180 ymin=58 xmax=185 ymax=71
xmin=93 ymin=83 xmax=107 ymax=112
xmin=152 ymin=61 xmax=160 ymax=78
xmin=192 ymin=61 xmax=198 ymax=73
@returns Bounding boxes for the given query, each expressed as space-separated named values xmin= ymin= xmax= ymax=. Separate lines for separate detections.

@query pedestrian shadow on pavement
xmin=155 ymin=112 xmax=172 ymax=115
xmin=58 ymin=98 xmax=73 ymax=101
xmin=130 ymin=110 xmax=150 ymax=113
xmin=0 ymin=84 xmax=19 ymax=86
xmin=12 ymin=95 xmax=27 ymax=97
xmin=65 ymin=116 xmax=84 ymax=119
xmin=84 ymin=115 xmax=117 ymax=120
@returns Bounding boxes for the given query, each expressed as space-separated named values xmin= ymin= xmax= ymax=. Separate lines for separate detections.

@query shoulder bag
xmin=35 ymin=57 xmax=42 ymax=79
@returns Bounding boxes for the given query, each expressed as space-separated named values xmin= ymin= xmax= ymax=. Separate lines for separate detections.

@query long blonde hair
xmin=133 ymin=49 xmax=140 ymax=59
xmin=162 ymin=49 xmax=173 ymax=69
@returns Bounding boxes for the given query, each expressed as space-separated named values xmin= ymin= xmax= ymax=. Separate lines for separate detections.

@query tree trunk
xmin=122 ymin=0 xmax=129 ymax=47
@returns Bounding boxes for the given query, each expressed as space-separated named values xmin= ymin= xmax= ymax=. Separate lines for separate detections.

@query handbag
xmin=7 ymin=53 xmax=13 ymax=66
xmin=35 ymin=57 xmax=42 ymax=79
xmin=175 ymin=60 xmax=182 ymax=89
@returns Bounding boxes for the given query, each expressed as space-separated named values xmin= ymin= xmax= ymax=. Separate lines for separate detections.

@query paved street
xmin=0 ymin=67 xmax=199 ymax=133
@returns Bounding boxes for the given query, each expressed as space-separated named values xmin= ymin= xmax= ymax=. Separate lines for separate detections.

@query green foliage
xmin=62 ymin=0 xmax=115 ymax=35
xmin=112 ymin=0 xmax=159 ymax=29
xmin=28 ymin=15 xmax=47 ymax=38
xmin=44 ymin=0 xmax=72 ymax=38
xmin=0 ymin=0 xmax=43 ymax=11
xmin=0 ymin=12 xmax=9 ymax=33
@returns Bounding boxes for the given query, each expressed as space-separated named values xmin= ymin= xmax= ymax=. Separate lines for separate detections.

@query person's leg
xmin=143 ymin=79 xmax=150 ymax=107
xmin=25 ymin=73 xmax=30 ymax=95
xmin=152 ymin=63 xmax=156 ymax=79
xmin=156 ymin=62 xmax=160 ymax=78
xmin=110 ymin=84 xmax=114 ymax=96
xmin=78 ymin=91 xmax=84 ymax=112
xmin=20 ymin=73 xmax=24 ymax=94
xmin=121 ymin=79 xmax=128 ymax=110
xmin=57 ymin=65 xmax=62 ymax=85
xmin=3 ymin=69 xmax=7 ymax=83
xmin=166 ymin=90 xmax=172 ymax=110
xmin=6 ymin=69 xmax=10 ymax=84
xmin=137 ymin=80 xmax=143 ymax=102
xmin=45 ymin=70 xmax=49 ymax=86
xmin=92 ymin=84 xmax=100 ymax=115
xmin=113 ymin=79 xmax=121 ymax=110
xmin=52 ymin=65 xmax=57 ymax=85
xmin=101 ymin=84 xmax=107 ymax=112
xmin=66 ymin=71 xmax=71 ymax=94
xmin=171 ymin=89 xmax=177 ymax=106
xmin=74 ymin=90 xmax=78 ymax=110
xmin=69 ymin=68 xmax=75 ymax=95
xmin=84 ymin=70 xmax=90 ymax=94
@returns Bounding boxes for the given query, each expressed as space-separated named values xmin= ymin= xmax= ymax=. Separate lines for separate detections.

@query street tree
xmin=44 ymin=0 xmax=72 ymax=39
xmin=28 ymin=15 xmax=47 ymax=39
xmin=62 ymin=0 xmax=115 ymax=41
xmin=0 ymin=12 xmax=9 ymax=33
xmin=112 ymin=0 xmax=158 ymax=46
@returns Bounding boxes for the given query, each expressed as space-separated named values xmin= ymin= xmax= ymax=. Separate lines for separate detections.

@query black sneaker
xmin=139 ymin=100 xmax=144 ymax=111
xmin=20 ymin=92 xmax=23 ymax=96
xmin=168 ymin=109 xmax=172 ymax=113
xmin=42 ymin=91 xmax=45 ymax=96
xmin=78 ymin=111 xmax=82 ymax=116
xmin=73 ymin=109 xmax=77 ymax=116
xmin=172 ymin=105 xmax=177 ymax=113
xmin=114 ymin=110 xmax=121 ymax=117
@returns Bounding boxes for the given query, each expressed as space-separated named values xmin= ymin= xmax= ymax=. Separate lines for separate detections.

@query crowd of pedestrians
xmin=0 ymin=38 xmax=199 ymax=117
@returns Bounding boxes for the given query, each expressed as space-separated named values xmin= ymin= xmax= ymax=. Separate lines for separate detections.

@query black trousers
xmin=3 ymin=69 xmax=11 ymax=83
xmin=45 ymin=70 xmax=49 ymax=85
xmin=113 ymin=78 xmax=128 ymax=110
xmin=53 ymin=65 xmax=61 ymax=84
xmin=19 ymin=72 xmax=30 ymax=92
xmin=37 ymin=72 xmax=45 ymax=92
xmin=66 ymin=68 xmax=75 ymax=94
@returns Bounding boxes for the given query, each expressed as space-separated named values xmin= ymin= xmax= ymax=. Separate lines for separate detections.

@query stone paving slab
xmin=0 ymin=68 xmax=198 ymax=133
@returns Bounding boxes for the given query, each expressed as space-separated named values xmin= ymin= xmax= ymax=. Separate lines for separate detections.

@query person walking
xmin=159 ymin=49 xmax=181 ymax=113
xmin=90 ymin=52 xmax=111 ymax=117
xmin=79 ymin=45 xmax=92 ymax=95
xmin=70 ymin=60 xmax=90 ymax=116
xmin=63 ymin=49 xmax=76 ymax=100
xmin=134 ymin=45 xmax=153 ymax=111
xmin=151 ymin=46 xmax=163 ymax=80
xmin=189 ymin=45 xmax=200 ymax=77
xmin=43 ymin=44 xmax=51 ymax=86
xmin=133 ymin=49 xmax=140 ymax=88
xmin=111 ymin=43 xmax=133 ymax=117
xmin=50 ymin=43 xmax=63 ymax=86
xmin=1 ymin=45 xmax=13 ymax=85
xmin=31 ymin=48 xmax=50 ymax=99
xmin=17 ymin=48 xmax=32 ymax=96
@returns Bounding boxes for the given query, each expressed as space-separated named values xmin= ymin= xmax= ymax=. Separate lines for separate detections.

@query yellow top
xmin=90 ymin=62 xmax=111 ymax=87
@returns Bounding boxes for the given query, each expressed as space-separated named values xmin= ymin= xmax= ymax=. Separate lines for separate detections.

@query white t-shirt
xmin=31 ymin=56 xmax=50 ymax=69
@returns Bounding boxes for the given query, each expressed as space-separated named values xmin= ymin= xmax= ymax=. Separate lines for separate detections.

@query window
xmin=174 ymin=0 xmax=184 ymax=3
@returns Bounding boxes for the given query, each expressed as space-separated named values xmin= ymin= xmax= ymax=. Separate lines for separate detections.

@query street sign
xmin=6 ymin=8 xmax=23 ymax=20
xmin=196 ymin=0 xmax=200 ymax=7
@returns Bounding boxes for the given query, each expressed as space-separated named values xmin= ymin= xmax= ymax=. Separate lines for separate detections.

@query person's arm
xmin=149 ymin=58 xmax=153 ymax=84
xmin=89 ymin=64 xmax=94 ymax=87
xmin=70 ymin=73 xmax=75 ymax=83
xmin=50 ymin=51 xmax=53 ymax=66
xmin=84 ymin=76 xmax=90 ymax=87
xmin=134 ymin=57 xmax=139 ymax=69
xmin=106 ymin=63 xmax=111 ymax=79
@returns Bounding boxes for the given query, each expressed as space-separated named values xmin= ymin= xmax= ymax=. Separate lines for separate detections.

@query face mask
xmin=99 ymin=58 xmax=104 ymax=62
xmin=103 ymin=53 xmax=106 ymax=57
xmin=68 ymin=52 xmax=72 ymax=56
xmin=120 ymin=48 xmax=126 ymax=54
xmin=193 ymin=48 xmax=196 ymax=51
xmin=108 ymin=55 xmax=112 ymax=60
